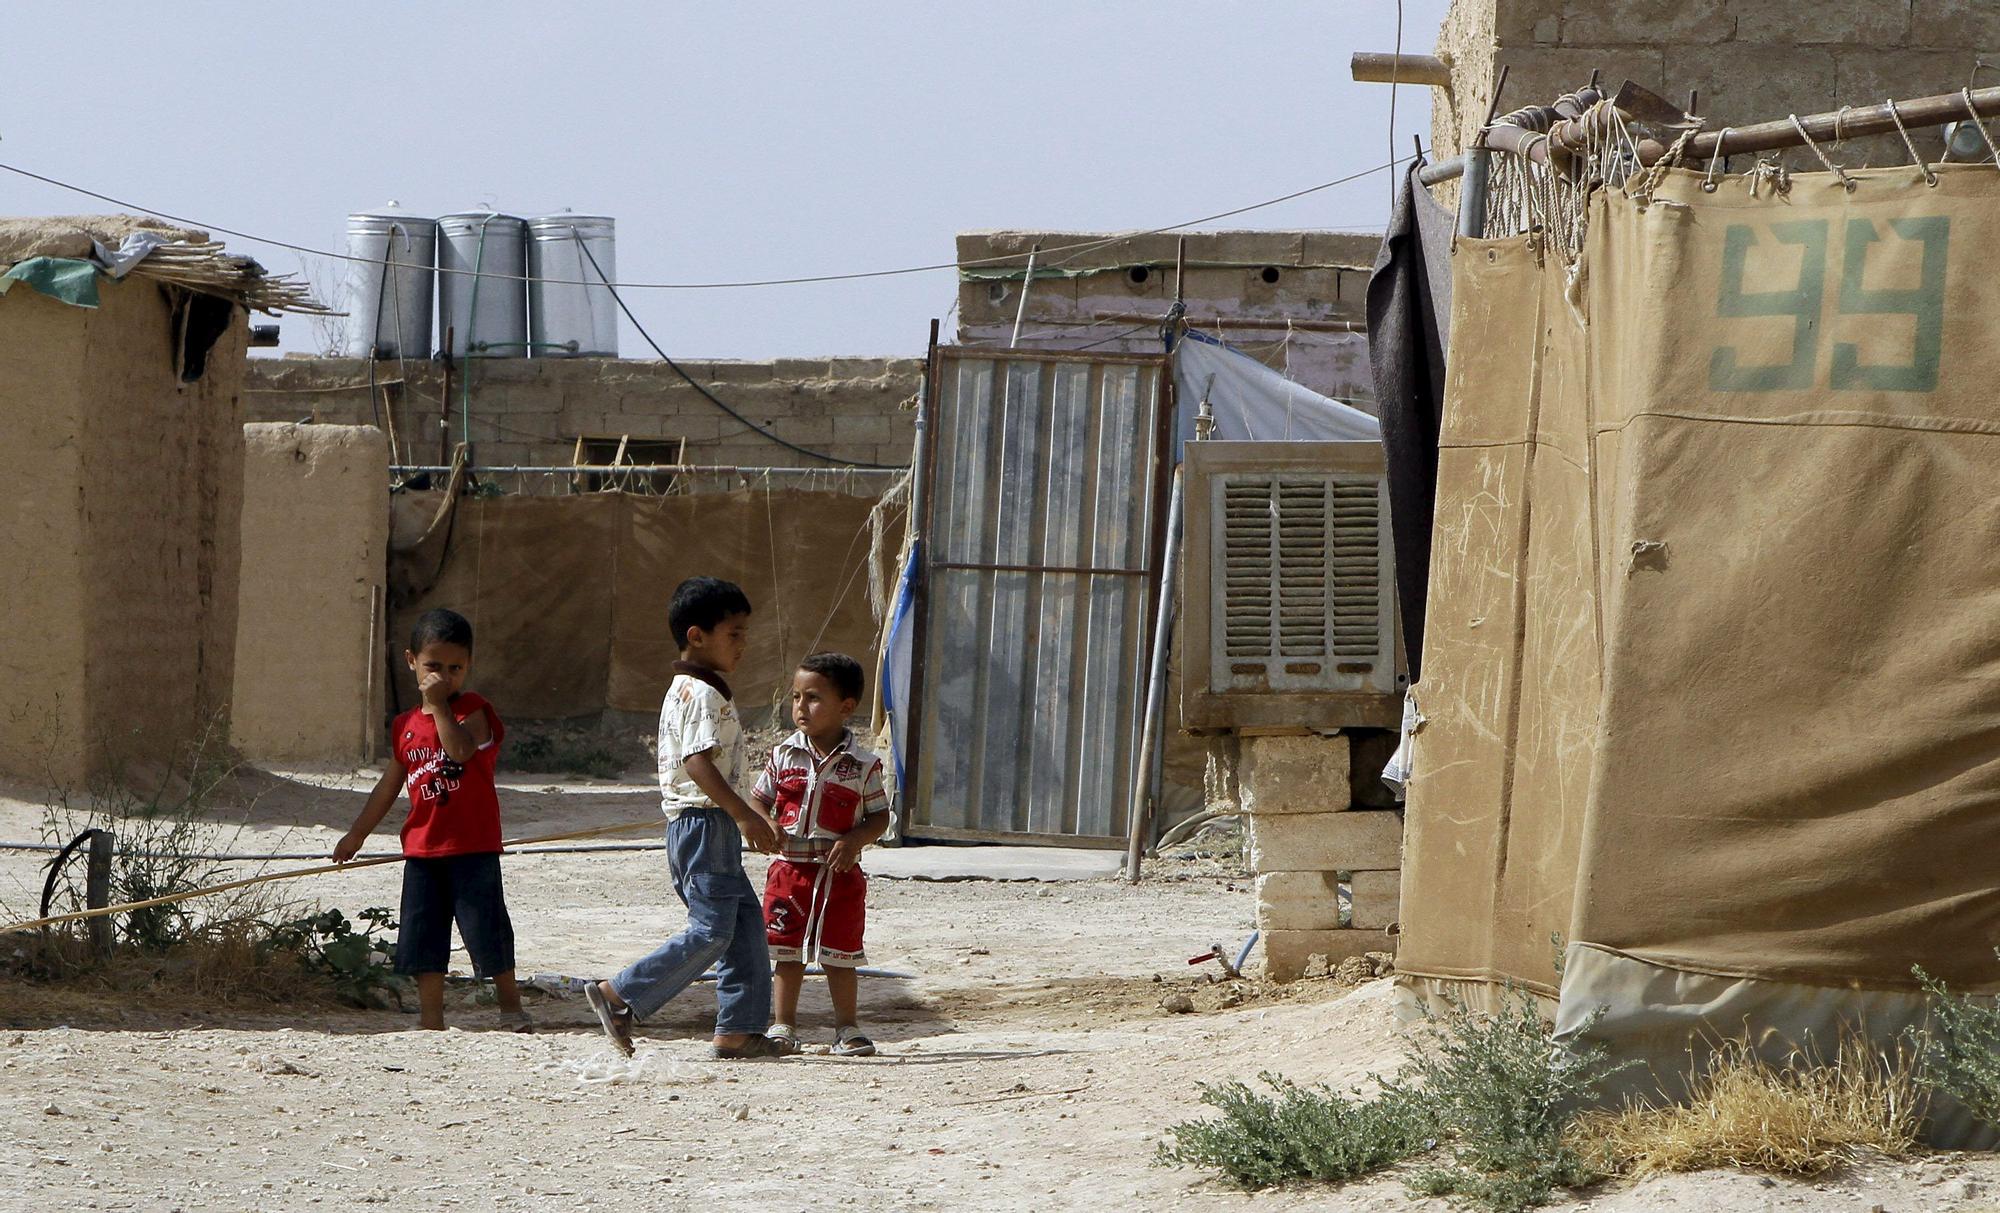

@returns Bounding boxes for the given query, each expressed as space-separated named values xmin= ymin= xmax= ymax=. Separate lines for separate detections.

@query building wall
xmin=243 ymin=356 xmax=922 ymax=478
xmin=0 ymin=278 xmax=245 ymax=786
xmin=233 ymin=423 xmax=389 ymax=766
xmin=1434 ymin=0 xmax=2000 ymax=170
xmin=954 ymin=229 xmax=1380 ymax=410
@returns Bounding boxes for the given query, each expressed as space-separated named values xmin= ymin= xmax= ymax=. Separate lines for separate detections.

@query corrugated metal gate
xmin=906 ymin=349 xmax=1171 ymax=844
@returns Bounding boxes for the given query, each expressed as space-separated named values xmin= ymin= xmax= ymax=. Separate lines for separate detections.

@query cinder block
xmin=1246 ymin=809 xmax=1401 ymax=874
xmin=1255 ymin=871 xmax=1342 ymax=932
xmin=1239 ymin=734 xmax=1351 ymax=815
xmin=832 ymin=414 xmax=897 ymax=445
xmin=1261 ymin=929 xmax=1386 ymax=982
xmin=1350 ymin=870 xmax=1402 ymax=931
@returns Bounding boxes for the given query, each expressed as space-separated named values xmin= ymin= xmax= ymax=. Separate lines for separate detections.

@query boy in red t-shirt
xmin=334 ymin=608 xmax=528 ymax=1032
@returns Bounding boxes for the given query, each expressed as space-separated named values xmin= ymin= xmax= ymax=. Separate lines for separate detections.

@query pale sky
xmin=2 ymin=1 xmax=1450 ymax=360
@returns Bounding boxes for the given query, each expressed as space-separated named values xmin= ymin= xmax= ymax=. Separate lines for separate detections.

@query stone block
xmin=1736 ymin=2 xmax=1911 ymax=45
xmin=1255 ymin=871 xmax=1343 ymax=932
xmin=1558 ymin=0 xmax=1736 ymax=45
xmin=1246 ymin=809 xmax=1402 ymax=873
xmin=1203 ymin=735 xmax=1241 ymax=814
xmin=1261 ymin=929 xmax=1385 ymax=982
xmin=1238 ymin=734 xmax=1351 ymax=815
xmin=1351 ymin=871 xmax=1402 ymax=931
xmin=1492 ymin=0 xmax=1565 ymax=43
xmin=1913 ymin=0 xmax=2000 ymax=47
xmin=1663 ymin=43 xmax=1835 ymax=131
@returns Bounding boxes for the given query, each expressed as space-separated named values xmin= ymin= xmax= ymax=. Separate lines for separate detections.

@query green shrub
xmin=1384 ymin=996 xmax=1622 ymax=1211
xmin=265 ymin=907 xmax=402 ymax=1008
xmin=1155 ymin=1073 xmax=1432 ymax=1188
xmin=1159 ymin=986 xmax=1623 ymax=1212
xmin=1911 ymin=963 xmax=2000 ymax=1129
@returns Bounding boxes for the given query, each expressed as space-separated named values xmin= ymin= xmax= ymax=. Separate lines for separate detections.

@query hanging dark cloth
xmin=1366 ymin=159 xmax=1455 ymax=680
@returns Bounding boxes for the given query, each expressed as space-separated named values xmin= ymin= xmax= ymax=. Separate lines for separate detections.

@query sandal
xmin=831 ymin=1026 xmax=876 ymax=1057
xmin=585 ymin=982 xmax=635 ymax=1057
xmin=712 ymin=1033 xmax=792 ymax=1060
xmin=499 ymin=1009 xmax=535 ymax=1034
xmin=765 ymin=1024 xmax=801 ymax=1055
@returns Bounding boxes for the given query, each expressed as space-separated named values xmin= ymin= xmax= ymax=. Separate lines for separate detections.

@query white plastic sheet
xmin=1171 ymin=329 xmax=1380 ymax=451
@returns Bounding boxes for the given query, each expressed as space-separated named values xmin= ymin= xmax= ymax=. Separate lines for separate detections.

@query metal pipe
xmin=1009 ymin=243 xmax=1040 ymax=348
xmin=1086 ymin=311 xmax=1367 ymax=333
xmin=1458 ymin=147 xmax=1491 ymax=238
xmin=1125 ymin=464 xmax=1184 ymax=884
xmin=1351 ymin=52 xmax=1450 ymax=87
xmin=1676 ymin=84 xmax=2000 ymax=161
xmin=1418 ymin=155 xmax=1467 ymax=185
xmin=388 ymin=463 xmax=906 ymax=476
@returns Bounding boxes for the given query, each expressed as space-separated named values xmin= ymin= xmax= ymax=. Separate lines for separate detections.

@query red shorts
xmin=763 ymin=858 xmax=867 ymax=967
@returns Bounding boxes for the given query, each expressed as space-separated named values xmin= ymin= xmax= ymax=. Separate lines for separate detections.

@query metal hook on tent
xmin=1885 ymin=98 xmax=1941 ymax=186
xmin=1789 ymin=114 xmax=1856 ymax=192
xmin=1703 ymin=128 xmax=1734 ymax=192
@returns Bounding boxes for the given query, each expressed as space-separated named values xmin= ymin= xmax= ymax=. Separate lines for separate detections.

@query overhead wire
xmin=1 ymin=151 xmax=1423 ymax=466
xmin=0 ymin=152 xmax=1427 ymax=291
xmin=566 ymin=235 xmax=897 ymax=468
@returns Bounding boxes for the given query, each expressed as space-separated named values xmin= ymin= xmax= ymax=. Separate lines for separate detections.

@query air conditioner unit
xmin=1181 ymin=440 xmax=1402 ymax=732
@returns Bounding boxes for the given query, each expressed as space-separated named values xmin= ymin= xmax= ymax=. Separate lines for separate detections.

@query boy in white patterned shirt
xmin=754 ymin=651 xmax=893 ymax=1056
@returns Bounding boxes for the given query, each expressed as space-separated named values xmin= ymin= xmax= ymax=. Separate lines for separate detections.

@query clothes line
xmin=2 ymin=818 xmax=666 ymax=934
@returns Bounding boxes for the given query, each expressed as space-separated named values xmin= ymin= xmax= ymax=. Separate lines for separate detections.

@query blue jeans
xmin=610 ymin=808 xmax=771 ymax=1036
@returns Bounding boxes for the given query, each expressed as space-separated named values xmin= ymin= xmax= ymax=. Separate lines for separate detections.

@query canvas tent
xmin=1396 ymin=165 xmax=2000 ymax=1146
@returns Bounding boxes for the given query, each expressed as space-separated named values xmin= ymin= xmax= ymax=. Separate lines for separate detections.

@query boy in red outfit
xmin=755 ymin=651 xmax=893 ymax=1056
xmin=334 ymin=608 xmax=529 ymax=1033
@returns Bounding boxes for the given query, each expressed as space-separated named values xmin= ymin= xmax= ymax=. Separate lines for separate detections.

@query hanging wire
xmin=0 ymin=153 xmax=1428 ymax=292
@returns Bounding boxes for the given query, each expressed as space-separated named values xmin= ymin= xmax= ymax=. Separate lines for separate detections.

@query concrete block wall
xmin=1433 ymin=0 xmax=2000 ymax=180
xmin=243 ymin=356 xmax=922 ymax=481
xmin=1225 ymin=733 xmax=1402 ymax=980
xmin=955 ymin=230 xmax=1380 ymax=409
xmin=233 ymin=423 xmax=389 ymax=766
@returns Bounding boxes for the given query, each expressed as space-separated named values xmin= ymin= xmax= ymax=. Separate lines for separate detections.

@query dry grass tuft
xmin=1576 ymin=1037 xmax=1923 ymax=1179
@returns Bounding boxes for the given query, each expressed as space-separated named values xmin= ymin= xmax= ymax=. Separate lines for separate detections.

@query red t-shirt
xmin=392 ymin=692 xmax=505 ymax=858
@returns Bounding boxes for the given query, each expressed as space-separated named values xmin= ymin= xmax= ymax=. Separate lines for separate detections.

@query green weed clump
xmin=1911 ymin=964 xmax=2000 ymax=1129
xmin=1160 ymin=989 xmax=1623 ymax=1212
xmin=1156 ymin=1074 xmax=1432 ymax=1188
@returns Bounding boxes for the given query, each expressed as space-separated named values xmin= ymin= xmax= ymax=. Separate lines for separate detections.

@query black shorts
xmin=394 ymin=852 xmax=515 ymax=978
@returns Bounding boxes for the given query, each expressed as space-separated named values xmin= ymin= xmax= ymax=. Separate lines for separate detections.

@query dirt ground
xmin=3 ymin=772 xmax=2000 ymax=1211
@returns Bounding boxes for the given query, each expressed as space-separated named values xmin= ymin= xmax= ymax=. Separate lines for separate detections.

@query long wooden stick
xmin=4 ymin=818 xmax=664 ymax=934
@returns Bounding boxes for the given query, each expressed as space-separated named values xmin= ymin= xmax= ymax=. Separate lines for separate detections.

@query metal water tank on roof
xmin=527 ymin=213 xmax=618 ymax=357
xmin=436 ymin=212 xmax=528 ymax=358
xmin=339 ymin=205 xmax=435 ymax=358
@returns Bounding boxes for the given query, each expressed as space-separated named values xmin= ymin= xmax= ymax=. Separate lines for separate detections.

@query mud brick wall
xmin=0 ymin=279 xmax=245 ymax=786
xmin=233 ymin=423 xmax=389 ymax=765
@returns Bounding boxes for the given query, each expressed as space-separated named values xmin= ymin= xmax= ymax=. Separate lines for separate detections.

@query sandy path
xmin=3 ymin=775 xmax=1999 ymax=1211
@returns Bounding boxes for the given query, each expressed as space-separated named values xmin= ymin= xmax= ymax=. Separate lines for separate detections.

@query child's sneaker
xmin=831 ymin=1026 xmax=876 ymax=1057
xmin=713 ymin=1033 xmax=792 ymax=1060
